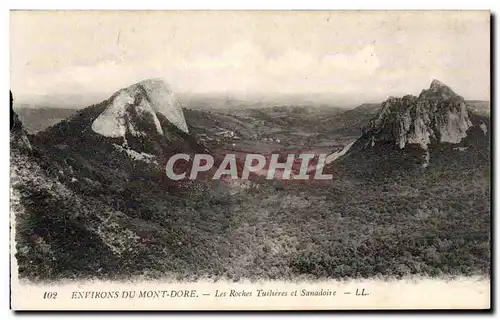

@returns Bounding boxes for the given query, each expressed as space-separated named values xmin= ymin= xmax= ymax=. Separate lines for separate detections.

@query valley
xmin=10 ymin=79 xmax=491 ymax=282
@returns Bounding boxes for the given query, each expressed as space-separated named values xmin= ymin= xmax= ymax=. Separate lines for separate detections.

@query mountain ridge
xmin=329 ymin=80 xmax=490 ymax=178
xmin=361 ymin=80 xmax=473 ymax=150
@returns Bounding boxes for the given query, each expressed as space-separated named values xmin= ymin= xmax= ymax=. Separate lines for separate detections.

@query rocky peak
xmin=430 ymin=79 xmax=446 ymax=88
xmin=362 ymin=80 xmax=472 ymax=150
xmin=419 ymin=79 xmax=463 ymax=101
xmin=91 ymin=78 xmax=189 ymax=139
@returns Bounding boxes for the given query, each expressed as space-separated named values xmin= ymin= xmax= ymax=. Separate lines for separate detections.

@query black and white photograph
xmin=9 ymin=10 xmax=491 ymax=310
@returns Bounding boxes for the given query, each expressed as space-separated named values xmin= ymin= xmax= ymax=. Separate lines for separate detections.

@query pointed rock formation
xmin=362 ymin=80 xmax=472 ymax=150
xmin=33 ymin=78 xmax=208 ymax=185
xmin=421 ymin=79 xmax=464 ymax=101
xmin=91 ymin=78 xmax=189 ymax=139
xmin=331 ymin=80 xmax=489 ymax=178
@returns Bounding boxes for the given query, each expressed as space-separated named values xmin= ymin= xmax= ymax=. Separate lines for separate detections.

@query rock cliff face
xmin=91 ymin=78 xmax=189 ymax=138
xmin=363 ymin=80 xmax=472 ymax=150
xmin=10 ymin=91 xmax=31 ymax=152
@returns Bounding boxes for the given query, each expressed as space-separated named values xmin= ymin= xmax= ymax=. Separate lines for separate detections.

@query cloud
xmin=10 ymin=11 xmax=489 ymax=101
xmin=13 ymin=40 xmax=384 ymax=97
xmin=322 ymin=45 xmax=380 ymax=75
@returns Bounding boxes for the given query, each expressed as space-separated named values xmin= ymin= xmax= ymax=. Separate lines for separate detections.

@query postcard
xmin=9 ymin=10 xmax=491 ymax=310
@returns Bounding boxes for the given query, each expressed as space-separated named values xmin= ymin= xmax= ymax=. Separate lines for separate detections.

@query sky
xmin=10 ymin=10 xmax=490 ymax=105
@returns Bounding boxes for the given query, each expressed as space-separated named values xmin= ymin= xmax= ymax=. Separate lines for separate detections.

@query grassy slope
xmin=13 ymin=137 xmax=490 ymax=282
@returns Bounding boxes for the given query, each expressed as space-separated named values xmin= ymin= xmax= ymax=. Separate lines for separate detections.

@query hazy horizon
xmin=11 ymin=11 xmax=490 ymax=106
xmin=12 ymin=91 xmax=376 ymax=110
xmin=13 ymin=89 xmax=490 ymax=112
